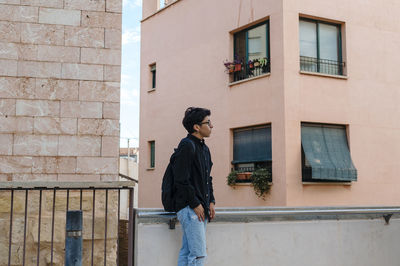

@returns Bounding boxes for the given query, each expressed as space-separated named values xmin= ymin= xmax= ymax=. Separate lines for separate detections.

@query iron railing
xmin=0 ymin=181 xmax=136 ymax=266
xmin=230 ymin=58 xmax=271 ymax=82
xmin=300 ymin=56 xmax=345 ymax=76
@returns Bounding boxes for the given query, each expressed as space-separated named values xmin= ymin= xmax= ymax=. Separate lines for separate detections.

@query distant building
xmin=120 ymin=147 xmax=139 ymax=209
xmin=120 ymin=147 xmax=139 ymax=162
xmin=139 ymin=0 xmax=400 ymax=208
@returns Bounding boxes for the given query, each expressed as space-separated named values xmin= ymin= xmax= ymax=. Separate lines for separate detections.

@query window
xmin=158 ymin=0 xmax=175 ymax=9
xmin=299 ymin=18 xmax=344 ymax=75
xmin=232 ymin=21 xmax=270 ymax=82
xmin=301 ymin=123 xmax=357 ymax=182
xmin=149 ymin=141 xmax=155 ymax=168
xmin=150 ymin=64 xmax=156 ymax=89
xmin=232 ymin=125 xmax=272 ymax=181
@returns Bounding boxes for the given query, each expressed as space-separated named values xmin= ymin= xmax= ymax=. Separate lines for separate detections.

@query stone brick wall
xmin=0 ymin=0 xmax=122 ymax=182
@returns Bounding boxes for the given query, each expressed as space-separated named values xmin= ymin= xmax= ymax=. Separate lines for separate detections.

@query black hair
xmin=182 ymin=107 xmax=211 ymax=134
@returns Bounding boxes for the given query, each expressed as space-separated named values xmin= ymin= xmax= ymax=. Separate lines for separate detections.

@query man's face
xmin=197 ymin=116 xmax=213 ymax=138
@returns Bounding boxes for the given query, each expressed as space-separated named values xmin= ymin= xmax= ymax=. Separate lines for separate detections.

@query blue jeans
xmin=177 ymin=206 xmax=207 ymax=266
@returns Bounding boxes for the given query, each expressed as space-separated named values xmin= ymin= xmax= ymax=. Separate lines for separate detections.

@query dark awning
xmin=301 ymin=124 xmax=357 ymax=181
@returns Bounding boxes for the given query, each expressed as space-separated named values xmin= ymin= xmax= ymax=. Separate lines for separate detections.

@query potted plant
xmin=248 ymin=60 xmax=254 ymax=69
xmin=223 ymin=60 xmax=235 ymax=73
xmin=224 ymin=56 xmax=243 ymax=73
xmin=251 ymin=168 xmax=272 ymax=200
xmin=234 ymin=62 xmax=242 ymax=72
xmin=227 ymin=169 xmax=239 ymax=186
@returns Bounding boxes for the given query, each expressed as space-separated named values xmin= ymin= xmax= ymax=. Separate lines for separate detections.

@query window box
xmin=236 ymin=172 xmax=252 ymax=181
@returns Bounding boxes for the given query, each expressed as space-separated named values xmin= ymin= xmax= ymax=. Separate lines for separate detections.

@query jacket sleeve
xmin=209 ymin=158 xmax=215 ymax=204
xmin=209 ymin=175 xmax=215 ymax=204
xmin=172 ymin=140 xmax=200 ymax=209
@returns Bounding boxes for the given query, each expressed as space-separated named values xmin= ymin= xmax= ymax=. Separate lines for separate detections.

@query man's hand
xmin=193 ymin=204 xmax=205 ymax=221
xmin=209 ymin=202 xmax=215 ymax=220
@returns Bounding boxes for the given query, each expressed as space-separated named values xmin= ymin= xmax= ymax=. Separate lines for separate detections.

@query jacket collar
xmin=187 ymin=134 xmax=205 ymax=145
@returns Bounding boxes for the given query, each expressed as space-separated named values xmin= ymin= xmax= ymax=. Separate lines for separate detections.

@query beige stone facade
xmin=0 ymin=0 xmax=123 ymax=264
xmin=0 ymin=0 xmax=122 ymax=182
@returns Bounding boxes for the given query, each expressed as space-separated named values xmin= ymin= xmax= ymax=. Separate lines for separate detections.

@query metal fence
xmin=230 ymin=59 xmax=271 ymax=82
xmin=0 ymin=181 xmax=136 ymax=266
xmin=300 ymin=56 xmax=345 ymax=76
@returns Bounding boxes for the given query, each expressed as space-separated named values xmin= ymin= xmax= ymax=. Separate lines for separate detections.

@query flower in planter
xmin=223 ymin=56 xmax=243 ymax=73
xmin=259 ymin=57 xmax=268 ymax=67
xmin=248 ymin=60 xmax=254 ymax=69
xmin=234 ymin=63 xmax=242 ymax=72
xmin=223 ymin=60 xmax=235 ymax=73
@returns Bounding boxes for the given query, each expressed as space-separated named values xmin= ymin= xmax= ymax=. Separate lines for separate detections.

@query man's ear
xmin=193 ymin=124 xmax=200 ymax=132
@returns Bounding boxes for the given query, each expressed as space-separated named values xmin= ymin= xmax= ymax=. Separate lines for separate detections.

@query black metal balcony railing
xmin=300 ymin=56 xmax=345 ymax=76
xmin=230 ymin=58 xmax=271 ymax=82
xmin=0 ymin=181 xmax=136 ymax=266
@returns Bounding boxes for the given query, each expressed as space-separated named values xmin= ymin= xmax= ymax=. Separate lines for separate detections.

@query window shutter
xmin=301 ymin=124 xmax=357 ymax=181
xmin=233 ymin=126 xmax=272 ymax=164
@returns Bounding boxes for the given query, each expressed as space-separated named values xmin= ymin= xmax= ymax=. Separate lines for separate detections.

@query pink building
xmin=139 ymin=0 xmax=400 ymax=208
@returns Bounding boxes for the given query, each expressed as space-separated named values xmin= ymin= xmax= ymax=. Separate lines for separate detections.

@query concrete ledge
xmin=228 ymin=73 xmax=270 ymax=87
xmin=137 ymin=206 xmax=400 ymax=224
xmin=299 ymin=70 xmax=348 ymax=79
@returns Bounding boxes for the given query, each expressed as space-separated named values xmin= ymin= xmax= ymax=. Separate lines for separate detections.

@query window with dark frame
xmin=299 ymin=18 xmax=344 ymax=75
xmin=149 ymin=141 xmax=155 ymax=168
xmin=231 ymin=20 xmax=270 ymax=82
xmin=232 ymin=125 xmax=272 ymax=182
xmin=301 ymin=123 xmax=357 ymax=182
xmin=150 ymin=64 xmax=156 ymax=89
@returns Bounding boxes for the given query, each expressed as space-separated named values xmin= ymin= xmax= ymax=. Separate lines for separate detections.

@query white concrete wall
xmin=137 ymin=217 xmax=400 ymax=266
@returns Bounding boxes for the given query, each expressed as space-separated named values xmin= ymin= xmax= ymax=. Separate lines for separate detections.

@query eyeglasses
xmin=200 ymin=120 xmax=212 ymax=126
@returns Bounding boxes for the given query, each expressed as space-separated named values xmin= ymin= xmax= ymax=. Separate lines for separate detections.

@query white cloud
xmin=120 ymin=82 xmax=139 ymax=107
xmin=122 ymin=27 xmax=141 ymax=45
xmin=123 ymin=0 xmax=142 ymax=8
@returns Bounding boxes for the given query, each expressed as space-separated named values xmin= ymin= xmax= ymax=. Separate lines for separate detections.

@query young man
xmin=173 ymin=107 xmax=215 ymax=266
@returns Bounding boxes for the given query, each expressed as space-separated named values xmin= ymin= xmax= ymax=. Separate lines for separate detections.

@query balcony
xmin=300 ymin=56 xmax=345 ymax=76
xmin=226 ymin=58 xmax=271 ymax=83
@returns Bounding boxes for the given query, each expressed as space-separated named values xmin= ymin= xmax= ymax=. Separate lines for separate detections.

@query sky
xmin=120 ymin=0 xmax=142 ymax=147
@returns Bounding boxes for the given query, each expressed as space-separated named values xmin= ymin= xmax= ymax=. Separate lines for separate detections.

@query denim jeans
xmin=176 ymin=206 xmax=207 ymax=266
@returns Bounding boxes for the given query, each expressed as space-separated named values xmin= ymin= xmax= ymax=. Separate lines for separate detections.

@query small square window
xmin=299 ymin=18 xmax=345 ymax=75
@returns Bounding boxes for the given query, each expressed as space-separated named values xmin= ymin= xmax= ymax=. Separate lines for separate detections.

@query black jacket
xmin=173 ymin=134 xmax=215 ymax=219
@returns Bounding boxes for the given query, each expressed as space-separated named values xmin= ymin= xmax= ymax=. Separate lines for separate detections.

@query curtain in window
xmin=233 ymin=127 xmax=272 ymax=164
xmin=247 ymin=24 xmax=267 ymax=61
xmin=299 ymin=20 xmax=318 ymax=72
xmin=299 ymin=20 xmax=317 ymax=58
xmin=301 ymin=125 xmax=357 ymax=181
xmin=319 ymin=23 xmax=338 ymax=61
